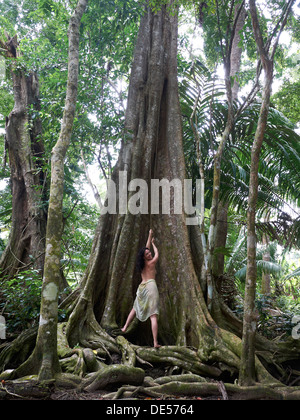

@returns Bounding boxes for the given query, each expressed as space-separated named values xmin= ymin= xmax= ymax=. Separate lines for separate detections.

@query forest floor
xmin=50 ymin=389 xmax=220 ymax=400
xmin=1 ymin=387 xmax=230 ymax=400
xmin=1 ymin=374 xmax=226 ymax=400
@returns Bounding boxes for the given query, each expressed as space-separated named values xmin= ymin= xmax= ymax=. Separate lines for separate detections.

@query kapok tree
xmin=1 ymin=0 xmax=300 ymax=398
xmin=64 ymin=0 xmax=299 ymax=386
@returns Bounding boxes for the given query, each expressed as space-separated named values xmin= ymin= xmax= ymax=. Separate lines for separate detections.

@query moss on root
xmin=1 ymin=323 xmax=300 ymax=400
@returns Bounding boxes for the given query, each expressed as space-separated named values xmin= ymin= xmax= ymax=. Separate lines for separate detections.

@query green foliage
xmin=282 ymin=266 xmax=300 ymax=282
xmin=0 ymin=237 xmax=5 ymax=256
xmin=0 ymin=80 xmax=14 ymax=122
xmin=0 ymin=181 xmax=12 ymax=253
xmin=276 ymin=294 xmax=300 ymax=313
xmin=0 ymin=16 xmax=15 ymax=40
xmin=273 ymin=79 xmax=300 ymax=126
xmin=233 ymin=292 xmax=300 ymax=340
xmin=0 ymin=268 xmax=70 ymax=335
xmin=256 ymin=293 xmax=300 ymax=339
xmin=0 ymin=0 xmax=142 ymax=284
xmin=0 ymin=270 xmax=42 ymax=334
xmin=179 ymin=57 xmax=300 ymax=232
xmin=61 ymin=195 xmax=99 ymax=284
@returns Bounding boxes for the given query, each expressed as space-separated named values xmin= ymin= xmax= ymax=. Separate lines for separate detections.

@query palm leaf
xmin=179 ymin=59 xmax=300 ymax=247
xmin=282 ymin=267 xmax=300 ymax=281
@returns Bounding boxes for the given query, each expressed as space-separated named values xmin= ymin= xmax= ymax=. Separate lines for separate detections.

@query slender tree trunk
xmin=206 ymin=103 xmax=233 ymax=310
xmin=203 ymin=0 xmax=246 ymax=310
xmin=0 ymin=36 xmax=47 ymax=279
xmin=11 ymin=0 xmax=88 ymax=381
xmin=231 ymin=2 xmax=246 ymax=100
xmin=239 ymin=0 xmax=295 ymax=386
xmin=261 ymin=211 xmax=271 ymax=295
xmin=213 ymin=201 xmax=229 ymax=276
xmin=213 ymin=2 xmax=246 ymax=278
xmin=239 ymin=65 xmax=273 ymax=385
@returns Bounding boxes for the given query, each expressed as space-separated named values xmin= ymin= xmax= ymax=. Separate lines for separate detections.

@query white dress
xmin=133 ymin=279 xmax=159 ymax=322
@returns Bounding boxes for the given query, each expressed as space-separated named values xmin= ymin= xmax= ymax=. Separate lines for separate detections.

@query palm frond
xmin=256 ymin=216 xmax=300 ymax=250
xmin=234 ymin=259 xmax=283 ymax=282
xmin=257 ymin=260 xmax=283 ymax=275
xmin=179 ymin=58 xmax=300 ymax=238
xmin=282 ymin=267 xmax=300 ymax=281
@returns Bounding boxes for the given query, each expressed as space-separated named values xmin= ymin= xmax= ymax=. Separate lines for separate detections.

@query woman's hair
xmin=136 ymin=247 xmax=149 ymax=273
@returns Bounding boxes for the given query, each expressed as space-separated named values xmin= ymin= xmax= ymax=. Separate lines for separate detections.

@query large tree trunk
xmin=0 ymin=36 xmax=47 ymax=279
xmin=65 ymin=1 xmax=275 ymax=383
xmin=67 ymin=1 xmax=203 ymax=347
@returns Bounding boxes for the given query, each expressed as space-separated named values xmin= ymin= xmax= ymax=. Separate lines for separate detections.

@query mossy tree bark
xmin=65 ymin=0 xmax=277 ymax=383
xmin=212 ymin=2 xmax=246 ymax=278
xmin=8 ymin=0 xmax=88 ymax=381
xmin=0 ymin=35 xmax=47 ymax=280
xmin=239 ymin=0 xmax=296 ymax=386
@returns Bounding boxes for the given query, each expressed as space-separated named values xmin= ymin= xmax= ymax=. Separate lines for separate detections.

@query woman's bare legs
xmin=150 ymin=314 xmax=161 ymax=348
xmin=122 ymin=311 xmax=161 ymax=348
xmin=121 ymin=308 xmax=136 ymax=332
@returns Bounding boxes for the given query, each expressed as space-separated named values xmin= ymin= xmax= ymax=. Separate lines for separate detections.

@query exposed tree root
xmin=0 ymin=326 xmax=38 ymax=373
xmin=104 ymin=380 xmax=300 ymax=400
xmin=133 ymin=345 xmax=222 ymax=378
xmin=213 ymin=291 xmax=300 ymax=368
xmin=1 ymin=321 xmax=300 ymax=400
xmin=82 ymin=365 xmax=145 ymax=392
xmin=0 ymin=377 xmax=53 ymax=400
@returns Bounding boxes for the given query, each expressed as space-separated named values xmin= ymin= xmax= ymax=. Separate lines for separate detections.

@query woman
xmin=121 ymin=229 xmax=161 ymax=348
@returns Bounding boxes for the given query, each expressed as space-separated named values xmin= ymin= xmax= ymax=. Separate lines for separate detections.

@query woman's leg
xmin=150 ymin=314 xmax=161 ymax=348
xmin=121 ymin=308 xmax=136 ymax=332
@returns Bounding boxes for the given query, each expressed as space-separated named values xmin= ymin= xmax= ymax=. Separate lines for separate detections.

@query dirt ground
xmin=50 ymin=389 xmax=222 ymax=400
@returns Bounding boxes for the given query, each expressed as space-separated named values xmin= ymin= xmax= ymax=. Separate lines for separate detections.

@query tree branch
xmin=249 ymin=0 xmax=270 ymax=68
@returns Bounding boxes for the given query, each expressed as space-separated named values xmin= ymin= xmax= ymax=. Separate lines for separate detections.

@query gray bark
xmin=10 ymin=0 xmax=88 ymax=381
xmin=213 ymin=3 xmax=246 ymax=277
xmin=65 ymin=2 xmax=274 ymax=385
xmin=0 ymin=36 xmax=47 ymax=279
xmin=239 ymin=0 xmax=295 ymax=386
